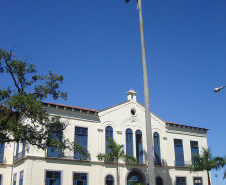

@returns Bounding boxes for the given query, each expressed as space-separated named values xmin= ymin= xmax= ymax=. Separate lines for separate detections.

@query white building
xmin=0 ymin=90 xmax=209 ymax=185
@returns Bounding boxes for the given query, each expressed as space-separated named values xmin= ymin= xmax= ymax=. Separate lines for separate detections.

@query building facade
xmin=0 ymin=90 xmax=209 ymax=185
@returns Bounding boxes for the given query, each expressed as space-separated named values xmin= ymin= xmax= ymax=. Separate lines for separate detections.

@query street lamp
xmin=214 ymin=86 xmax=226 ymax=93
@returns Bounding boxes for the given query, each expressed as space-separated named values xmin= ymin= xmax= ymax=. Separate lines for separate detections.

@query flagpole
xmin=137 ymin=0 xmax=156 ymax=184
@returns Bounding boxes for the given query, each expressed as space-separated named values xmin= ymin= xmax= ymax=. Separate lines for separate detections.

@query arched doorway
xmin=105 ymin=175 xmax=114 ymax=185
xmin=127 ymin=169 xmax=145 ymax=185
xmin=156 ymin=176 xmax=163 ymax=185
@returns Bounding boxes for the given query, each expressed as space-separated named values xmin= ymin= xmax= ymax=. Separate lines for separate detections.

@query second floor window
xmin=74 ymin=127 xmax=88 ymax=160
xmin=0 ymin=143 xmax=5 ymax=163
xmin=47 ymin=131 xmax=62 ymax=158
xmin=105 ymin=126 xmax=113 ymax=154
xmin=126 ymin=128 xmax=133 ymax=157
xmin=135 ymin=130 xmax=143 ymax=164
xmin=153 ymin=132 xmax=161 ymax=165
xmin=190 ymin=141 xmax=199 ymax=163
xmin=174 ymin=139 xmax=184 ymax=166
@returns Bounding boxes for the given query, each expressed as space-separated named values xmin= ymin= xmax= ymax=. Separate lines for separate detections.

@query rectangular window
xmin=19 ymin=171 xmax=24 ymax=185
xmin=176 ymin=177 xmax=186 ymax=185
xmin=0 ymin=143 xmax=5 ymax=163
xmin=193 ymin=177 xmax=202 ymax=185
xmin=47 ymin=131 xmax=62 ymax=158
xmin=74 ymin=127 xmax=88 ymax=160
xmin=174 ymin=139 xmax=184 ymax=166
xmin=73 ymin=173 xmax=87 ymax=185
xmin=190 ymin=141 xmax=199 ymax=163
xmin=13 ymin=174 xmax=17 ymax=185
xmin=0 ymin=175 xmax=2 ymax=185
xmin=45 ymin=171 xmax=61 ymax=185
xmin=22 ymin=140 xmax=26 ymax=157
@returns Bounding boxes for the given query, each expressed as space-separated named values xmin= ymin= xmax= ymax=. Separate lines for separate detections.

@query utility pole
xmin=137 ymin=0 xmax=156 ymax=184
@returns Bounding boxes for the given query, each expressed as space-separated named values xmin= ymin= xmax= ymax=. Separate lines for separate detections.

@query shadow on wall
xmin=143 ymin=150 xmax=173 ymax=185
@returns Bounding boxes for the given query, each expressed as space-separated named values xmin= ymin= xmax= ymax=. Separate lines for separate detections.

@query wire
xmin=0 ymin=0 xmax=84 ymax=44
xmin=0 ymin=0 xmax=49 ymax=31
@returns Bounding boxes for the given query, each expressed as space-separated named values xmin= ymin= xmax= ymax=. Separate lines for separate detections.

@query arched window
xmin=135 ymin=130 xmax=143 ymax=164
xmin=106 ymin=175 xmax=114 ymax=185
xmin=105 ymin=126 xmax=113 ymax=154
xmin=127 ymin=170 xmax=144 ymax=185
xmin=126 ymin=129 xmax=133 ymax=157
xmin=156 ymin=176 xmax=163 ymax=185
xmin=153 ymin=132 xmax=161 ymax=165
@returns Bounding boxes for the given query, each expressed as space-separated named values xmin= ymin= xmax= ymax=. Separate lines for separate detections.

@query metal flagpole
xmin=137 ymin=0 xmax=156 ymax=184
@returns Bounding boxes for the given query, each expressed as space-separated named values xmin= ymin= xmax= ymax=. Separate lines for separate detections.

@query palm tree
xmin=189 ymin=148 xmax=226 ymax=185
xmin=97 ymin=138 xmax=137 ymax=185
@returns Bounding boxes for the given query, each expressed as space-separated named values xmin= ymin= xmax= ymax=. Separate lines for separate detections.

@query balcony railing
xmin=174 ymin=160 xmax=191 ymax=167
xmin=46 ymin=154 xmax=90 ymax=161
xmin=13 ymin=151 xmax=25 ymax=162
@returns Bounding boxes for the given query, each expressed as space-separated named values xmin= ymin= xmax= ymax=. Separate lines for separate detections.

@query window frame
xmin=126 ymin=128 xmax=134 ymax=157
xmin=105 ymin=126 xmax=113 ymax=154
xmin=19 ymin=170 xmax=24 ymax=185
xmin=193 ymin=177 xmax=202 ymax=185
xmin=175 ymin=176 xmax=186 ymax=185
xmin=135 ymin=130 xmax=143 ymax=164
xmin=44 ymin=170 xmax=62 ymax=185
xmin=105 ymin=174 xmax=114 ymax=185
xmin=13 ymin=173 xmax=17 ymax=185
xmin=153 ymin=132 xmax=161 ymax=165
xmin=47 ymin=130 xmax=63 ymax=158
xmin=74 ymin=126 xmax=88 ymax=160
xmin=72 ymin=171 xmax=89 ymax=185
xmin=174 ymin=139 xmax=185 ymax=166
xmin=0 ymin=143 xmax=5 ymax=163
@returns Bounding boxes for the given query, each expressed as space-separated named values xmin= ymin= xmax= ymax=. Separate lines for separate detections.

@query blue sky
xmin=1 ymin=0 xmax=226 ymax=183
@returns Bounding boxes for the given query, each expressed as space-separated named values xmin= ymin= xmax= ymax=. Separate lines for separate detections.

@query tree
xmin=189 ymin=148 xmax=226 ymax=185
xmin=97 ymin=138 xmax=137 ymax=185
xmin=0 ymin=48 xmax=69 ymax=150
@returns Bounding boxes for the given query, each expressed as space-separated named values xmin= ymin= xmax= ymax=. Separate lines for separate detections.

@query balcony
xmin=13 ymin=151 xmax=25 ymax=163
xmin=174 ymin=160 xmax=191 ymax=167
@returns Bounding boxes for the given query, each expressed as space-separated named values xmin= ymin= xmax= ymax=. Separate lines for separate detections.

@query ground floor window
xmin=106 ymin=175 xmax=114 ymax=185
xmin=176 ymin=177 xmax=186 ymax=185
xmin=13 ymin=174 xmax=17 ymax=185
xmin=0 ymin=175 xmax=2 ymax=185
xmin=193 ymin=177 xmax=202 ymax=185
xmin=45 ymin=171 xmax=61 ymax=185
xmin=156 ymin=176 xmax=163 ymax=185
xmin=127 ymin=170 xmax=144 ymax=185
xmin=73 ymin=173 xmax=87 ymax=185
xmin=19 ymin=171 xmax=24 ymax=185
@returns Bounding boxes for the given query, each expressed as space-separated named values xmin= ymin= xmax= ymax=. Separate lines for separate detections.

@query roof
xmin=42 ymin=102 xmax=99 ymax=114
xmin=165 ymin=121 xmax=209 ymax=131
xmin=42 ymin=102 xmax=208 ymax=131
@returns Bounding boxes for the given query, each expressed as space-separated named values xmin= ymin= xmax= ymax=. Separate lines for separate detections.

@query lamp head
xmin=214 ymin=86 xmax=225 ymax=93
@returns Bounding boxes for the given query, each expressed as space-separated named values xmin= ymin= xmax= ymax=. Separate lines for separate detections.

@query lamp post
xmin=214 ymin=86 xmax=226 ymax=93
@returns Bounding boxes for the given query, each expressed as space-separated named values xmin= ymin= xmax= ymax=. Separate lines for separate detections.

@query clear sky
xmin=1 ymin=0 xmax=226 ymax=184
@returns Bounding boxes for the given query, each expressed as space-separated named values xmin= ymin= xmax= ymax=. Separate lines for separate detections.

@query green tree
xmin=0 ymin=48 xmax=69 ymax=150
xmin=189 ymin=148 xmax=226 ymax=185
xmin=97 ymin=138 xmax=137 ymax=185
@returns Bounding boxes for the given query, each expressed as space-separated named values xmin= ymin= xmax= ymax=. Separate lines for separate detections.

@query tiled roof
xmin=42 ymin=102 xmax=98 ymax=113
xmin=165 ymin=121 xmax=209 ymax=131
